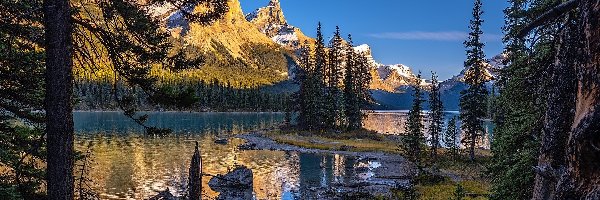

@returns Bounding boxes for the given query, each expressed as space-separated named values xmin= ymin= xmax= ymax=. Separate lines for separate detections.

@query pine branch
xmin=517 ymin=0 xmax=579 ymax=38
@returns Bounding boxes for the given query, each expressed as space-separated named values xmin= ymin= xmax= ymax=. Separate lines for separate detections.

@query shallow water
xmin=74 ymin=112 xmax=376 ymax=199
xmin=73 ymin=111 xmax=493 ymax=199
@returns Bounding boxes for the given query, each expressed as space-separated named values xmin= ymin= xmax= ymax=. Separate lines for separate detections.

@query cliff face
xmin=246 ymin=0 xmax=313 ymax=50
xmin=159 ymin=0 xmax=292 ymax=86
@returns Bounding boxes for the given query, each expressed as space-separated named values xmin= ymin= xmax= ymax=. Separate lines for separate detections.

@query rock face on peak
xmin=155 ymin=0 xmax=292 ymax=86
xmin=246 ymin=0 xmax=286 ymax=36
xmin=246 ymin=0 xmax=313 ymax=50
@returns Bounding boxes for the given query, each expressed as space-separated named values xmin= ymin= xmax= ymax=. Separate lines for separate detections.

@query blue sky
xmin=240 ymin=0 xmax=508 ymax=80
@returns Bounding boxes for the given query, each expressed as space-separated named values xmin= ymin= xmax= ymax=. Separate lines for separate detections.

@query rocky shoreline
xmin=235 ymin=132 xmax=418 ymax=199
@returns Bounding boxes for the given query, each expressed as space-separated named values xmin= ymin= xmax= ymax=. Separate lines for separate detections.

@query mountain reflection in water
xmin=363 ymin=111 xmax=494 ymax=149
xmin=74 ymin=112 xmax=377 ymax=199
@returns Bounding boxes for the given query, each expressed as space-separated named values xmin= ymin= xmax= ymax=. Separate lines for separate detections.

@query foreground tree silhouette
xmin=43 ymin=0 xmax=75 ymax=198
xmin=37 ymin=0 xmax=229 ymax=198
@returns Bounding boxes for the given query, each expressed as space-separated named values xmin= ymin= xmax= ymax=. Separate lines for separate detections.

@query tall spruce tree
xmin=324 ymin=26 xmax=345 ymax=129
xmin=444 ymin=117 xmax=459 ymax=160
xmin=460 ymin=0 xmax=488 ymax=162
xmin=44 ymin=0 xmax=75 ymax=198
xmin=402 ymin=72 xmax=425 ymax=163
xmin=343 ymin=34 xmax=361 ymax=130
xmin=428 ymin=72 xmax=444 ymax=159
xmin=297 ymin=41 xmax=312 ymax=129
xmin=355 ymin=48 xmax=373 ymax=110
xmin=297 ymin=41 xmax=324 ymax=130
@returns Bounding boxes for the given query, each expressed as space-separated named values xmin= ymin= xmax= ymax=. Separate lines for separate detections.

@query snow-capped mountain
xmin=440 ymin=53 xmax=507 ymax=92
xmin=246 ymin=0 xmax=313 ymax=50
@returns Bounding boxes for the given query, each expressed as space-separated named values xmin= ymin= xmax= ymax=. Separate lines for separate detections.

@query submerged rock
xmin=209 ymin=166 xmax=254 ymax=200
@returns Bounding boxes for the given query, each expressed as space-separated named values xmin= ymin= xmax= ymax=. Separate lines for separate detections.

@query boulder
xmin=209 ymin=166 xmax=253 ymax=190
xmin=209 ymin=166 xmax=254 ymax=200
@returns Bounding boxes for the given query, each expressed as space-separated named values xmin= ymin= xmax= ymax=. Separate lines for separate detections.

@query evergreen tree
xmin=314 ymin=22 xmax=327 ymax=88
xmin=324 ymin=26 xmax=345 ymax=129
xmin=488 ymin=0 xmax=561 ymax=199
xmin=444 ymin=117 xmax=459 ymax=160
xmin=343 ymin=34 xmax=361 ymax=130
xmin=402 ymin=72 xmax=425 ymax=163
xmin=428 ymin=72 xmax=444 ymax=159
xmin=297 ymin=24 xmax=328 ymax=131
xmin=460 ymin=0 xmax=488 ymax=162
xmin=0 ymin=1 xmax=46 ymax=198
xmin=355 ymin=49 xmax=373 ymax=109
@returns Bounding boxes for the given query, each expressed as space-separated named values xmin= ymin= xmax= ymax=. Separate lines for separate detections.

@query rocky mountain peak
xmin=246 ymin=0 xmax=312 ymax=50
xmin=246 ymin=0 xmax=287 ymax=36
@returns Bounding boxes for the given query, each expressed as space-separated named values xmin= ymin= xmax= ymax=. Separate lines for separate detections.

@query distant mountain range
xmin=149 ymin=0 xmax=506 ymax=110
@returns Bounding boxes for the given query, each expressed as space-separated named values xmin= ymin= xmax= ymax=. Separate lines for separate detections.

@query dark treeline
xmin=295 ymin=24 xmax=372 ymax=132
xmin=74 ymin=80 xmax=290 ymax=112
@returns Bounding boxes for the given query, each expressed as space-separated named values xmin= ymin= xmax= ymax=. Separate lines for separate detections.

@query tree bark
xmin=533 ymin=0 xmax=600 ymax=199
xmin=532 ymin=14 xmax=577 ymax=200
xmin=43 ymin=0 xmax=75 ymax=199
xmin=555 ymin=0 xmax=600 ymax=198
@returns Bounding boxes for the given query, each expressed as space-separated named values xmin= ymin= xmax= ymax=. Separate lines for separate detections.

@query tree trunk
xmin=534 ymin=0 xmax=600 ymax=199
xmin=43 ymin=0 xmax=74 ymax=199
xmin=555 ymin=0 xmax=600 ymax=198
xmin=532 ymin=14 xmax=578 ymax=200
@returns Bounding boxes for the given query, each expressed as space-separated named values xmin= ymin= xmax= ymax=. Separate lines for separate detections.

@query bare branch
xmin=517 ymin=0 xmax=580 ymax=38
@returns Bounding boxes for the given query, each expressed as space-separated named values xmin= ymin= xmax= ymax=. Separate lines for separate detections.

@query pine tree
xmin=297 ymin=41 xmax=320 ymax=130
xmin=344 ymin=34 xmax=361 ymax=130
xmin=314 ymin=22 xmax=327 ymax=87
xmin=402 ymin=72 xmax=425 ymax=163
xmin=355 ymin=48 xmax=373 ymax=109
xmin=312 ymin=22 xmax=327 ymax=130
xmin=428 ymin=72 xmax=444 ymax=159
xmin=444 ymin=117 xmax=459 ymax=160
xmin=324 ymin=26 xmax=345 ymax=129
xmin=459 ymin=0 xmax=488 ymax=162
xmin=297 ymin=24 xmax=328 ymax=131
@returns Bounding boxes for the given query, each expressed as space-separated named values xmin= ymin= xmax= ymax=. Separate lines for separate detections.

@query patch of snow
xmin=387 ymin=64 xmax=413 ymax=78
xmin=353 ymin=44 xmax=371 ymax=53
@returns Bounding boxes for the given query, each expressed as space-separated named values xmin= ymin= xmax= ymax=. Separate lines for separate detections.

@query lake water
xmin=74 ymin=112 xmax=375 ymax=200
xmin=73 ymin=111 xmax=493 ymax=199
xmin=363 ymin=111 xmax=494 ymax=149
